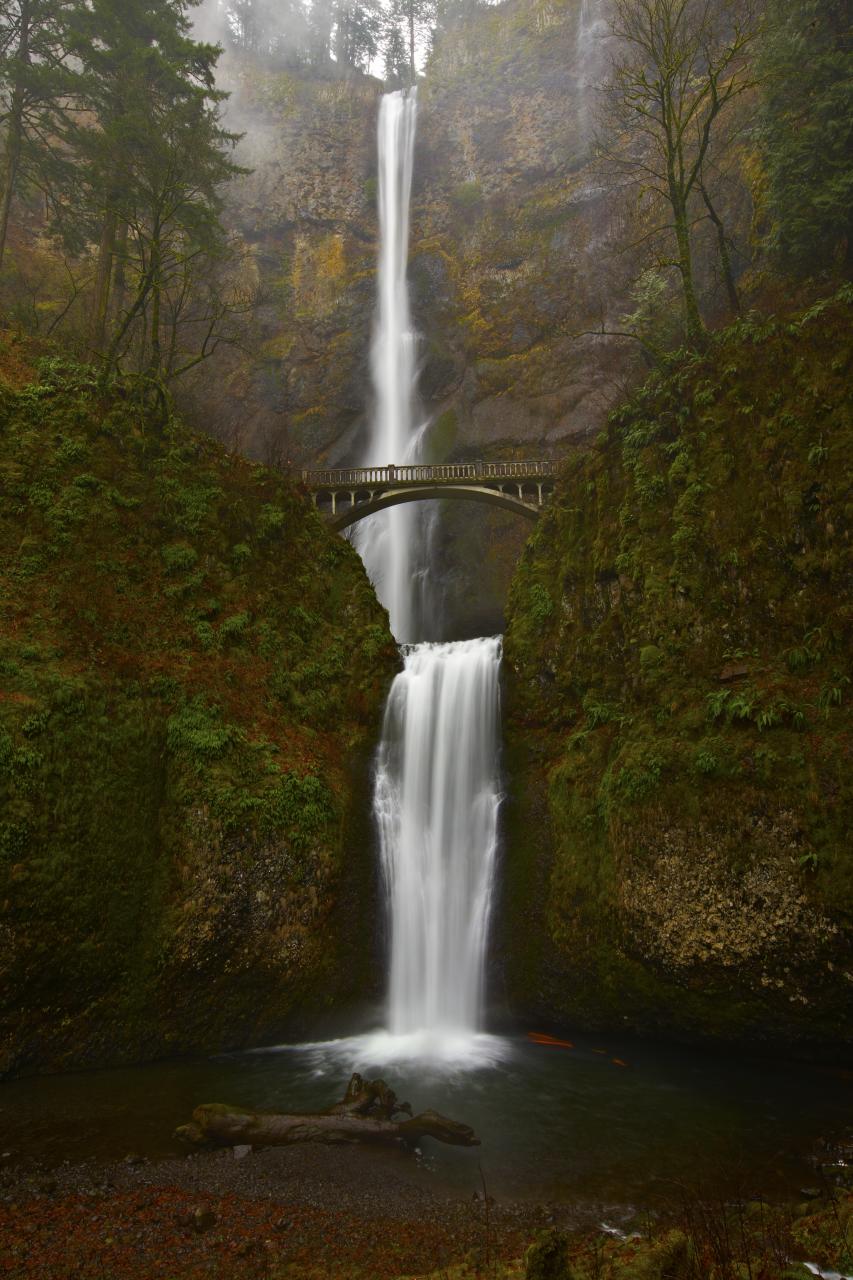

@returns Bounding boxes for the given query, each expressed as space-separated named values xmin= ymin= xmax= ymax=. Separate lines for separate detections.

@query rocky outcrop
xmin=190 ymin=61 xmax=383 ymax=469
xmin=413 ymin=0 xmax=629 ymax=456
xmin=0 ymin=354 xmax=397 ymax=1077
xmin=501 ymin=294 xmax=853 ymax=1053
xmin=208 ymin=4 xmax=641 ymax=468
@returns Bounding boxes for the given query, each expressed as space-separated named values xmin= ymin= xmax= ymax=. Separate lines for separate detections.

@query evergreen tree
xmin=385 ymin=0 xmax=436 ymax=82
xmin=307 ymin=0 xmax=334 ymax=65
xmin=69 ymin=0 xmax=242 ymax=399
xmin=760 ymin=0 xmax=853 ymax=276
xmin=0 ymin=0 xmax=78 ymax=271
xmin=222 ymin=0 xmax=310 ymax=63
xmin=383 ymin=18 xmax=408 ymax=84
xmin=334 ymin=0 xmax=382 ymax=71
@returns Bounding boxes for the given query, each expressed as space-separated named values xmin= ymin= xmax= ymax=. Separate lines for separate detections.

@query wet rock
xmin=192 ymin=1206 xmax=217 ymax=1233
xmin=174 ymin=1205 xmax=217 ymax=1233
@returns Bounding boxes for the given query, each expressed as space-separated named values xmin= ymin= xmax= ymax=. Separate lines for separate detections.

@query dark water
xmin=2 ymin=1025 xmax=850 ymax=1207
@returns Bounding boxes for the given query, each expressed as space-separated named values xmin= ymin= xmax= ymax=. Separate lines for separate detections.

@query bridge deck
xmin=301 ymin=461 xmax=557 ymax=488
xmin=301 ymin=461 xmax=558 ymax=529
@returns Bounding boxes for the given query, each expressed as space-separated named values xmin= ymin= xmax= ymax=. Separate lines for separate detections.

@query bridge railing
xmin=301 ymin=460 xmax=557 ymax=487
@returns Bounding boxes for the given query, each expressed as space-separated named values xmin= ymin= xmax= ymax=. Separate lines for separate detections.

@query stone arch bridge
xmin=301 ymin=461 xmax=558 ymax=531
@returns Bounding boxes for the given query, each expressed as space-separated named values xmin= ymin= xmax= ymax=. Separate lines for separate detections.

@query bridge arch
xmin=302 ymin=462 xmax=557 ymax=532
xmin=328 ymin=483 xmax=542 ymax=532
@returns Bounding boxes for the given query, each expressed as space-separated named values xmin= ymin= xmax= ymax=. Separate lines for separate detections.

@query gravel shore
xmin=0 ymin=1143 xmax=579 ymax=1278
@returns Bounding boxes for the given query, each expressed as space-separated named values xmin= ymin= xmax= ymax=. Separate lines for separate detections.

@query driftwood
xmin=175 ymin=1072 xmax=480 ymax=1149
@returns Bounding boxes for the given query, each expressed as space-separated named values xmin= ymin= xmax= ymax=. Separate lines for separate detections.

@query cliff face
xmin=206 ymin=0 xmax=754 ymax=631
xmin=413 ymin=0 xmax=627 ymax=456
xmin=501 ymin=293 xmax=853 ymax=1052
xmin=0 ymin=352 xmax=397 ymax=1077
xmin=189 ymin=63 xmax=383 ymax=470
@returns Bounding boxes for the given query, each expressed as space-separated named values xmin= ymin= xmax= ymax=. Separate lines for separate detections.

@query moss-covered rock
xmin=502 ymin=292 xmax=853 ymax=1052
xmin=0 ymin=352 xmax=397 ymax=1077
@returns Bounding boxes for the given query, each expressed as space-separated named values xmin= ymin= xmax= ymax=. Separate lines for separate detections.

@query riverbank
xmin=1 ymin=1141 xmax=850 ymax=1279
xmin=0 ymin=1144 xmax=558 ymax=1278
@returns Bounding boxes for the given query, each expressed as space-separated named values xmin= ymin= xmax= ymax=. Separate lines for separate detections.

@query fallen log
xmin=175 ymin=1072 xmax=480 ymax=1149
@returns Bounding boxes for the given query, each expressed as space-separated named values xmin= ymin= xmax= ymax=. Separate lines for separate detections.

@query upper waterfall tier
xmin=355 ymin=89 xmax=434 ymax=643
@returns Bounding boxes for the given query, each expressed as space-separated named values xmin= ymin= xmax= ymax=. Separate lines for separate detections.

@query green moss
xmin=0 ymin=357 xmax=397 ymax=1077
xmin=503 ymin=293 xmax=853 ymax=1051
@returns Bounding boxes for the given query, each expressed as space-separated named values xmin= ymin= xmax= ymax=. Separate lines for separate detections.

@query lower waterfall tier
xmin=374 ymin=637 xmax=503 ymax=1040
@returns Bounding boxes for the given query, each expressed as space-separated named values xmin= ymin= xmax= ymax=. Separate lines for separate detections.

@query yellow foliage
xmin=291 ymin=232 xmax=349 ymax=316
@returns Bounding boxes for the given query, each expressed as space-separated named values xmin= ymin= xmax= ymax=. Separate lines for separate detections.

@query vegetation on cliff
xmin=0 ymin=344 xmax=397 ymax=1077
xmin=503 ymin=290 xmax=853 ymax=1048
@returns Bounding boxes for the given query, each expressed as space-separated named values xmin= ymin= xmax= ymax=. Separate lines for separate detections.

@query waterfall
xmin=576 ymin=0 xmax=608 ymax=141
xmin=577 ymin=0 xmax=608 ymax=69
xmin=354 ymin=89 xmax=433 ymax=644
xmin=374 ymin=638 xmax=502 ymax=1045
xmin=353 ymin=93 xmax=504 ymax=1065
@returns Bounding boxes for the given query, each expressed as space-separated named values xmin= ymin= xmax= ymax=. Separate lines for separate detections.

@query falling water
xmin=576 ymin=0 xmax=608 ymax=142
xmin=355 ymin=89 xmax=431 ymax=644
xmin=577 ymin=0 xmax=608 ymax=70
xmin=355 ymin=93 xmax=505 ymax=1063
xmin=374 ymin=638 xmax=502 ymax=1049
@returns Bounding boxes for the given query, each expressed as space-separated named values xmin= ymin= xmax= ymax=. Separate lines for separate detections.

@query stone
xmin=192 ymin=1207 xmax=217 ymax=1233
xmin=718 ymin=664 xmax=750 ymax=683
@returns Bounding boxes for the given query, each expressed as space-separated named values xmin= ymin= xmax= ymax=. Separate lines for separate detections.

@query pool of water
xmin=2 ymin=1024 xmax=849 ymax=1206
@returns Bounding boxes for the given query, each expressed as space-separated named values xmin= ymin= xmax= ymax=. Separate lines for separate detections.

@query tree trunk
xmin=90 ymin=206 xmax=118 ymax=352
xmin=175 ymin=1073 xmax=480 ymax=1150
xmin=0 ymin=2 xmax=31 ymax=274
xmin=111 ymin=220 xmax=129 ymax=321
xmin=671 ymin=190 xmax=705 ymax=344
xmin=700 ymin=180 xmax=741 ymax=315
xmin=0 ymin=99 xmax=24 ymax=274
